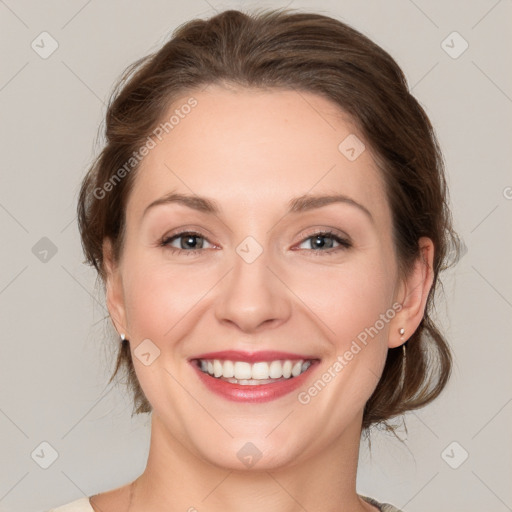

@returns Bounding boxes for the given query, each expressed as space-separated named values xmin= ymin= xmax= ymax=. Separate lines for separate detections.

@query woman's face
xmin=106 ymin=85 xmax=406 ymax=469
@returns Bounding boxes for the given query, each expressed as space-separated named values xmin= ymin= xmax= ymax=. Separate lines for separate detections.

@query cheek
xmin=119 ymin=254 xmax=219 ymax=410
xmin=121 ymin=252 xmax=218 ymax=343
xmin=288 ymin=253 xmax=395 ymax=349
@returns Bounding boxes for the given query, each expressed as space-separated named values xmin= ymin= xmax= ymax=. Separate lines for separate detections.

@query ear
xmin=389 ymin=237 xmax=435 ymax=349
xmin=103 ymin=237 xmax=128 ymax=338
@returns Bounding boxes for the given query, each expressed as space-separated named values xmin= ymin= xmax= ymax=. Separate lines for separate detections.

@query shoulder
xmin=360 ymin=494 xmax=405 ymax=512
xmin=46 ymin=497 xmax=94 ymax=512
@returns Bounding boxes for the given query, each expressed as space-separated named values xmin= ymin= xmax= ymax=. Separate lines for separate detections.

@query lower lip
xmin=191 ymin=361 xmax=319 ymax=403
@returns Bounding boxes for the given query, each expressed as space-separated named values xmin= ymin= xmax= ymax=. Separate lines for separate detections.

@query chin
xmin=197 ymin=438 xmax=304 ymax=472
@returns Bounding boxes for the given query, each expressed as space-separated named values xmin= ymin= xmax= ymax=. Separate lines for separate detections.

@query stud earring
xmin=399 ymin=327 xmax=405 ymax=340
xmin=120 ymin=333 xmax=126 ymax=342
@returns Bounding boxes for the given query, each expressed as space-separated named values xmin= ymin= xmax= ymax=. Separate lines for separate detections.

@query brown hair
xmin=77 ymin=8 xmax=460 ymax=432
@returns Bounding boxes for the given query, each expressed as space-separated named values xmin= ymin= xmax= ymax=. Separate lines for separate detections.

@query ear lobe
xmin=388 ymin=237 xmax=435 ymax=349
xmin=102 ymin=237 xmax=127 ymax=337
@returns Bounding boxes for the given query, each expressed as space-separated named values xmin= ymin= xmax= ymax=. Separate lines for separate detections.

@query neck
xmin=130 ymin=412 xmax=374 ymax=512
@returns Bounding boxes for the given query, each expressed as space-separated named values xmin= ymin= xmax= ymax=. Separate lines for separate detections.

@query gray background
xmin=0 ymin=1 xmax=511 ymax=511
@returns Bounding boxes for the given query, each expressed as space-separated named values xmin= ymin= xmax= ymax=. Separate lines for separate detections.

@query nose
xmin=214 ymin=247 xmax=292 ymax=334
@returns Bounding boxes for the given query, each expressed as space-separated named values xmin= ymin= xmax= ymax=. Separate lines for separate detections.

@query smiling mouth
xmin=193 ymin=358 xmax=317 ymax=385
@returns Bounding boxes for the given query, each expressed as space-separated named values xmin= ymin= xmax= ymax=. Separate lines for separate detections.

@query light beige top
xmin=47 ymin=498 xmax=92 ymax=511
xmin=47 ymin=495 xmax=404 ymax=511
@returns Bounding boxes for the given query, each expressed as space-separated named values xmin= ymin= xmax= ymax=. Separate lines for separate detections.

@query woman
xmin=49 ymin=8 xmax=459 ymax=512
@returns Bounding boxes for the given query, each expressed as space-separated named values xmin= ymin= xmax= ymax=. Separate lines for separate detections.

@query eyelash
xmin=159 ymin=230 xmax=352 ymax=256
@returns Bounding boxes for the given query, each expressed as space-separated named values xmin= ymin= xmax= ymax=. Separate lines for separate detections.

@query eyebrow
xmin=143 ymin=191 xmax=374 ymax=223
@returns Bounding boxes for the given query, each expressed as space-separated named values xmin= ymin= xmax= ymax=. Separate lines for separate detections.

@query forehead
xmin=127 ymin=85 xmax=390 ymax=224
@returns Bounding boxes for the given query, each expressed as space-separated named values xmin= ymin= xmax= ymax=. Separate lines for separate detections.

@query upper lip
xmin=190 ymin=350 xmax=320 ymax=363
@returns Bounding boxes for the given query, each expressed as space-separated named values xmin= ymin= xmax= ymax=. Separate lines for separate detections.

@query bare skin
xmin=91 ymin=85 xmax=434 ymax=512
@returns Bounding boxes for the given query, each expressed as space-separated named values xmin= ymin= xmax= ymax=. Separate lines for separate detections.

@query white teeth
xmin=251 ymin=362 xmax=269 ymax=379
xmin=197 ymin=358 xmax=314 ymax=382
xmin=223 ymin=360 xmax=234 ymax=378
xmin=269 ymin=360 xmax=282 ymax=379
xmin=301 ymin=361 xmax=312 ymax=372
xmin=291 ymin=361 xmax=302 ymax=377
xmin=213 ymin=359 xmax=223 ymax=378
xmin=282 ymin=360 xmax=292 ymax=378
xmin=234 ymin=361 xmax=252 ymax=380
